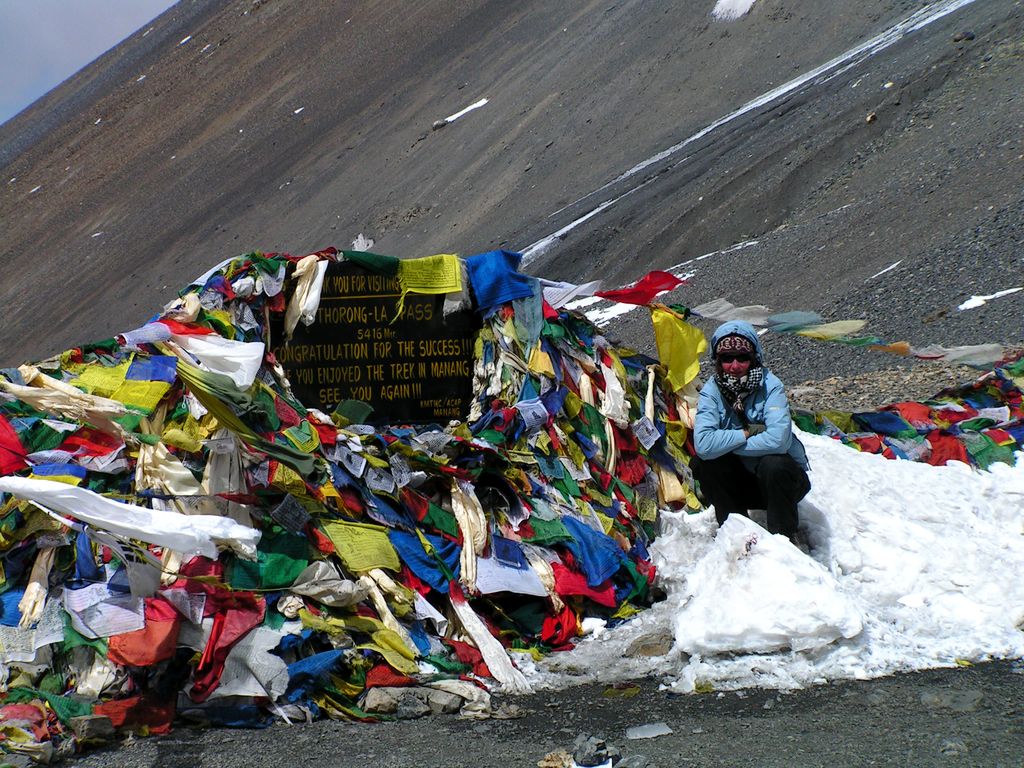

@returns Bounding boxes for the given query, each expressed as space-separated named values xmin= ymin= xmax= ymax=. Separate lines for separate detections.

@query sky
xmin=521 ymin=431 xmax=1024 ymax=692
xmin=0 ymin=0 xmax=176 ymax=125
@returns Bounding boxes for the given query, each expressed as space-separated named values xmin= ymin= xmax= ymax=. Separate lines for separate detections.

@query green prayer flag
xmin=341 ymin=250 xmax=400 ymax=275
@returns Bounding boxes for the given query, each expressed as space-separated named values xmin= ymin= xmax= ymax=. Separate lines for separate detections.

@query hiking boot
xmin=788 ymin=530 xmax=812 ymax=555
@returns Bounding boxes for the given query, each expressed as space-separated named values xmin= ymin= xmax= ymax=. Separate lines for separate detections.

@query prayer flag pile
xmin=0 ymin=248 xmax=702 ymax=758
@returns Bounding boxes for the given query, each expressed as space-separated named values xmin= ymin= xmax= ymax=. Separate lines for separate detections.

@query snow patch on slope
xmin=712 ymin=0 xmax=759 ymax=21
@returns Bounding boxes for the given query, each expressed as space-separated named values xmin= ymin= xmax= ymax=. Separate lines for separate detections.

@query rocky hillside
xmin=1 ymin=0 xmax=1021 ymax=390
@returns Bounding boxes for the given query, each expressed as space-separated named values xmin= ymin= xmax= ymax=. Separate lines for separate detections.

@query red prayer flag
xmin=594 ymin=270 xmax=684 ymax=305
xmin=156 ymin=318 xmax=216 ymax=335
xmin=0 ymin=415 xmax=27 ymax=475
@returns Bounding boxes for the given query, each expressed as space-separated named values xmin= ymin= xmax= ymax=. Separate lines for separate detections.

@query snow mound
xmin=674 ymin=514 xmax=862 ymax=655
xmin=527 ymin=430 xmax=1024 ymax=693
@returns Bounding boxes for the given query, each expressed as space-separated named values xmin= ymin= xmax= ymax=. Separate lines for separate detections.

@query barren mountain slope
xmin=3 ymin=0 xmax=1020 ymax=373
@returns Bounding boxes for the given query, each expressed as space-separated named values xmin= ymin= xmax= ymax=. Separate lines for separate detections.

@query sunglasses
xmin=717 ymin=353 xmax=752 ymax=363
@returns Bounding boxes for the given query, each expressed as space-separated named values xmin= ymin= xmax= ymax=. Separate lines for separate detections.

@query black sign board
xmin=275 ymin=261 xmax=479 ymax=424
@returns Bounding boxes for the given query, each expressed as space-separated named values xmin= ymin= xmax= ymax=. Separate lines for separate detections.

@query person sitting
xmin=690 ymin=320 xmax=811 ymax=543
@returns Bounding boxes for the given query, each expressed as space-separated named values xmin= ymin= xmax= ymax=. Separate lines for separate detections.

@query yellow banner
xmin=651 ymin=307 xmax=706 ymax=392
xmin=398 ymin=253 xmax=461 ymax=294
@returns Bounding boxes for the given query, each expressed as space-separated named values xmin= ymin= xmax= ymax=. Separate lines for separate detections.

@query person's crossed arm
xmin=736 ymin=380 xmax=793 ymax=457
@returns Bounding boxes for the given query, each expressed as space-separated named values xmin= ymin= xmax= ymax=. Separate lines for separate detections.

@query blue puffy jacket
xmin=693 ymin=320 xmax=809 ymax=470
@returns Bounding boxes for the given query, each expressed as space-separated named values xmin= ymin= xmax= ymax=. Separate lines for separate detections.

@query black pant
xmin=690 ymin=453 xmax=810 ymax=537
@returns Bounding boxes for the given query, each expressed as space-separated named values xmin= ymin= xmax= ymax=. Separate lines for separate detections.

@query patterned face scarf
xmin=712 ymin=333 xmax=762 ymax=415
xmin=715 ymin=364 xmax=765 ymax=417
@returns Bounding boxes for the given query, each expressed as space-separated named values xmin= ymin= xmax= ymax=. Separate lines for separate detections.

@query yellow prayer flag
xmin=110 ymin=380 xmax=172 ymax=413
xmin=795 ymin=319 xmax=868 ymax=340
xmin=636 ymin=495 xmax=659 ymax=522
xmin=528 ymin=345 xmax=555 ymax=377
xmin=27 ymin=473 xmax=82 ymax=487
xmin=319 ymin=482 xmax=342 ymax=504
xmin=362 ymin=452 xmax=390 ymax=470
xmin=203 ymin=309 xmax=236 ymax=339
xmin=662 ymin=418 xmax=689 ymax=452
xmin=356 ymin=637 xmax=420 ymax=675
xmin=72 ymin=360 xmax=131 ymax=398
xmin=299 ymin=608 xmax=383 ymax=637
xmin=161 ymin=427 xmax=204 ymax=453
xmin=322 ymin=521 xmax=401 ymax=573
xmin=398 ymin=253 xmax=461 ymax=294
xmin=282 ymin=422 xmax=320 ymax=453
xmin=818 ymin=410 xmax=856 ymax=433
xmin=394 ymin=253 xmax=462 ymax=321
xmin=611 ymin=602 xmax=643 ymax=620
xmin=595 ymin=511 xmax=615 ymax=535
xmin=270 ymin=462 xmax=308 ymax=496
xmin=372 ymin=627 xmax=418 ymax=661
xmin=650 ymin=307 xmax=707 ymax=392
xmin=533 ymin=430 xmax=552 ymax=454
xmin=685 ymin=486 xmax=702 ymax=510
xmin=562 ymin=433 xmax=586 ymax=469
xmin=563 ymin=391 xmax=583 ymax=419
xmin=195 ymin=413 xmax=219 ymax=439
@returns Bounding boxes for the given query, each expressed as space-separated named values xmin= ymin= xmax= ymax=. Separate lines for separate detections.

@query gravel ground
xmin=60 ymin=661 xmax=1024 ymax=768
xmin=785 ymin=360 xmax=1004 ymax=414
